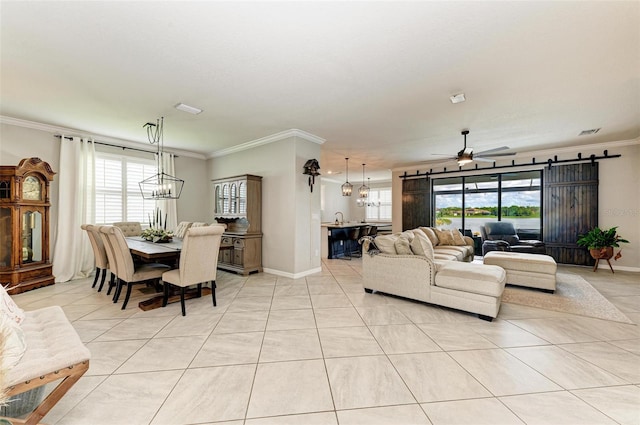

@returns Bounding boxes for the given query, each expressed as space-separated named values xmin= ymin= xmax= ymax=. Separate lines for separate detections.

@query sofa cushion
xmin=434 ymin=252 xmax=458 ymax=261
xmin=395 ymin=237 xmax=413 ymax=255
xmin=374 ymin=234 xmax=398 ymax=255
xmin=434 ymin=228 xmax=456 ymax=245
xmin=433 ymin=247 xmax=466 ymax=261
xmin=451 ymin=229 xmax=467 ymax=246
xmin=1 ymin=284 xmax=25 ymax=325
xmin=409 ymin=229 xmax=434 ymax=259
xmin=435 ymin=262 xmax=506 ymax=297
xmin=419 ymin=227 xmax=440 ymax=246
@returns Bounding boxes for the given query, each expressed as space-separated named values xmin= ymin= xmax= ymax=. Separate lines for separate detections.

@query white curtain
xmin=52 ymin=137 xmax=96 ymax=282
xmin=157 ymin=151 xmax=178 ymax=231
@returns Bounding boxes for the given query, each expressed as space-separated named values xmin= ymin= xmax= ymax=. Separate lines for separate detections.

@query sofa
xmin=480 ymin=222 xmax=546 ymax=255
xmin=362 ymin=228 xmax=506 ymax=320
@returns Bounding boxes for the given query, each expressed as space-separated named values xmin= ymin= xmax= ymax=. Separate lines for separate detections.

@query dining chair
xmin=103 ymin=225 xmax=171 ymax=309
xmin=113 ymin=221 xmax=143 ymax=237
xmin=162 ymin=225 xmax=224 ymax=316
xmin=174 ymin=221 xmax=193 ymax=239
xmin=81 ymin=224 xmax=109 ymax=292
xmin=98 ymin=225 xmax=120 ymax=297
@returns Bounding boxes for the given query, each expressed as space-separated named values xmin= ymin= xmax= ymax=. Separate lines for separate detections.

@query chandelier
xmin=138 ymin=117 xmax=184 ymax=200
xmin=358 ymin=163 xmax=369 ymax=198
xmin=357 ymin=177 xmax=380 ymax=207
xmin=341 ymin=157 xmax=353 ymax=196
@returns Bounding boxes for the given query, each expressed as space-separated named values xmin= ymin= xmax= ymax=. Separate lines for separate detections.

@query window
xmin=95 ymin=153 xmax=157 ymax=225
xmin=431 ymin=170 xmax=542 ymax=238
xmin=365 ymin=187 xmax=392 ymax=221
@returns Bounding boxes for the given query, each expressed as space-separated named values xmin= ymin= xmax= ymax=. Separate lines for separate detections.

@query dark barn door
xmin=402 ymin=178 xmax=431 ymax=231
xmin=543 ymin=163 xmax=598 ymax=265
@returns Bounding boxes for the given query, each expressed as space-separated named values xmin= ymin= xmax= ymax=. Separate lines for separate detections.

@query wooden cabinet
xmin=0 ymin=158 xmax=56 ymax=293
xmin=213 ymin=174 xmax=262 ymax=275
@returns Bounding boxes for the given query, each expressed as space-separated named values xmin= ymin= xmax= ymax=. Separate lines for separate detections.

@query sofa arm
xmin=463 ymin=236 xmax=474 ymax=247
xmin=363 ymin=253 xmax=436 ymax=303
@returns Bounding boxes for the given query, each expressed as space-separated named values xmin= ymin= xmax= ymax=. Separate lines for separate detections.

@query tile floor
xmin=10 ymin=259 xmax=640 ymax=425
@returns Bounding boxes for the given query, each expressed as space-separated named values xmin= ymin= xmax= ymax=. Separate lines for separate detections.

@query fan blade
xmin=473 ymin=157 xmax=497 ymax=163
xmin=477 ymin=152 xmax=516 ymax=158
xmin=474 ymin=146 xmax=510 ymax=156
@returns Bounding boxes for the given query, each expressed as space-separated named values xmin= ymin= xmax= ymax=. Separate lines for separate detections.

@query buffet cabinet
xmin=0 ymin=158 xmax=56 ymax=293
xmin=213 ymin=174 xmax=262 ymax=275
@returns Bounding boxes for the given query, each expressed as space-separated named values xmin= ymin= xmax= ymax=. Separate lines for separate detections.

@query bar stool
xmin=368 ymin=226 xmax=378 ymax=238
xmin=346 ymin=227 xmax=362 ymax=259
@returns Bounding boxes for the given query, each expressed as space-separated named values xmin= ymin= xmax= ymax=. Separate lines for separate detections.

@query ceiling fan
xmin=449 ymin=130 xmax=515 ymax=166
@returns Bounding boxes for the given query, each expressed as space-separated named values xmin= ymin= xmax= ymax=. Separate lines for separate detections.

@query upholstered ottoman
xmin=433 ymin=262 xmax=506 ymax=321
xmin=483 ymin=251 xmax=557 ymax=293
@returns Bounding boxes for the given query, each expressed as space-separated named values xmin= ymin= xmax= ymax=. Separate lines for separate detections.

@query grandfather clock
xmin=0 ymin=157 xmax=56 ymax=294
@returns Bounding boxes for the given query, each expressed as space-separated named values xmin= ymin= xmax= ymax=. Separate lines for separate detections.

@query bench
xmin=483 ymin=251 xmax=557 ymax=293
xmin=2 ymin=306 xmax=90 ymax=425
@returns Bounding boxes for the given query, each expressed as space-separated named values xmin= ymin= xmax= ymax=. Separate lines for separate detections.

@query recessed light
xmin=450 ymin=93 xmax=466 ymax=104
xmin=175 ymin=103 xmax=203 ymax=115
xmin=579 ymin=128 xmax=601 ymax=136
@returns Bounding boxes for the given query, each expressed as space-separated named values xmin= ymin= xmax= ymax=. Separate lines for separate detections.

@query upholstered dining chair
xmin=174 ymin=221 xmax=193 ymax=239
xmin=103 ymin=225 xmax=171 ymax=309
xmin=162 ymin=225 xmax=224 ymax=316
xmin=98 ymin=225 xmax=119 ymax=297
xmin=81 ymin=224 xmax=108 ymax=291
xmin=113 ymin=221 xmax=143 ymax=237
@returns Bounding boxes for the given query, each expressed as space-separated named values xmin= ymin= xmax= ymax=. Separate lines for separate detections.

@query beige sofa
xmin=362 ymin=228 xmax=506 ymax=320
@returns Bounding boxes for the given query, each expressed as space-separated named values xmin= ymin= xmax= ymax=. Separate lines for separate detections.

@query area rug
xmin=502 ymin=272 xmax=633 ymax=324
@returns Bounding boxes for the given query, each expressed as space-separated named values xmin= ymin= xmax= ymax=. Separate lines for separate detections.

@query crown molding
xmin=392 ymin=137 xmax=640 ymax=173
xmin=209 ymin=128 xmax=325 ymax=158
xmin=0 ymin=115 xmax=207 ymax=160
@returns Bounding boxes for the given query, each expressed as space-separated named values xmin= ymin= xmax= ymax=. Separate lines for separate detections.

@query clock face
xmin=22 ymin=176 xmax=41 ymax=200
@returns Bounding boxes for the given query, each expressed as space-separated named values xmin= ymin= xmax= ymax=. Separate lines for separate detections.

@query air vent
xmin=579 ymin=128 xmax=601 ymax=136
xmin=449 ymin=93 xmax=466 ymax=104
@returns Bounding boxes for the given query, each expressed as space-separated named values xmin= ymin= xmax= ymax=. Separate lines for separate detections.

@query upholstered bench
xmin=483 ymin=251 xmax=557 ymax=293
xmin=433 ymin=262 xmax=507 ymax=321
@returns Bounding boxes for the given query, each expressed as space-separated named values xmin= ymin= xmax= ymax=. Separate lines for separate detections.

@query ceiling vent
xmin=449 ymin=93 xmax=466 ymax=104
xmin=175 ymin=103 xmax=203 ymax=115
xmin=579 ymin=128 xmax=601 ymax=136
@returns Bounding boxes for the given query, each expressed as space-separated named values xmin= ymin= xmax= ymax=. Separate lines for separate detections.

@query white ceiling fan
xmin=447 ymin=130 xmax=515 ymax=166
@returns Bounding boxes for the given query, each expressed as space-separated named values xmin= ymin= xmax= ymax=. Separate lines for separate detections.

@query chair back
xmin=82 ymin=224 xmax=109 ymax=269
xmin=113 ymin=221 xmax=143 ymax=237
xmin=178 ymin=225 xmax=224 ymax=286
xmin=98 ymin=225 xmax=119 ymax=277
xmin=104 ymin=225 xmax=137 ymax=281
xmin=483 ymin=222 xmax=519 ymax=245
xmin=174 ymin=221 xmax=193 ymax=239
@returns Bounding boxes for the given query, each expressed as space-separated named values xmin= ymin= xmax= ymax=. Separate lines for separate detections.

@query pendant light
xmin=341 ymin=157 xmax=353 ymax=196
xmin=138 ymin=117 xmax=184 ymax=200
xmin=358 ymin=163 xmax=369 ymax=198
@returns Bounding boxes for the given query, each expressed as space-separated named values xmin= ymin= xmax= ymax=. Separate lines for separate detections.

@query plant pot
xmin=589 ymin=246 xmax=613 ymax=260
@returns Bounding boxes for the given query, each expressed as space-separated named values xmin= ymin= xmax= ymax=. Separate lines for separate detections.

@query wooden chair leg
xmin=113 ymin=278 xmax=124 ymax=303
xmin=180 ymin=287 xmax=186 ymax=316
xmin=5 ymin=360 xmax=89 ymax=425
xmin=122 ymin=282 xmax=134 ymax=309
xmin=197 ymin=283 xmax=202 ymax=297
xmin=211 ymin=280 xmax=217 ymax=307
xmin=97 ymin=268 xmax=108 ymax=292
xmin=106 ymin=273 xmax=116 ymax=295
xmin=91 ymin=267 xmax=100 ymax=288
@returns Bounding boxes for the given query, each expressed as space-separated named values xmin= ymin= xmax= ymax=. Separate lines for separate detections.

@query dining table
xmin=125 ymin=236 xmax=232 ymax=311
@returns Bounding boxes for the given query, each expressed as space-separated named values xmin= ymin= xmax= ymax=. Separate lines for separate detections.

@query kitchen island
xmin=321 ymin=222 xmax=392 ymax=259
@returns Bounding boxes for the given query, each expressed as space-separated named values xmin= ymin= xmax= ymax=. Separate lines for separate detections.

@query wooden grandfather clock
xmin=0 ymin=157 xmax=56 ymax=294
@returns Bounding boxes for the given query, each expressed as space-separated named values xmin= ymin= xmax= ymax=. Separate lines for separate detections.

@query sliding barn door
xmin=402 ymin=178 xmax=431 ymax=231
xmin=543 ymin=163 xmax=598 ymax=265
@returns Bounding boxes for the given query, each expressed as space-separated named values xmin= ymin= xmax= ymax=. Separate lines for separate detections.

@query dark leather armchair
xmin=481 ymin=222 xmax=546 ymax=255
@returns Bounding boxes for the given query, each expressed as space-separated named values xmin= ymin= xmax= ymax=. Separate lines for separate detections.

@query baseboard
xmin=596 ymin=264 xmax=640 ymax=273
xmin=262 ymin=267 xmax=323 ymax=279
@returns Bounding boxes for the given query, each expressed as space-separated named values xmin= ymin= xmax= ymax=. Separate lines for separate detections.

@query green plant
xmin=576 ymin=226 xmax=629 ymax=250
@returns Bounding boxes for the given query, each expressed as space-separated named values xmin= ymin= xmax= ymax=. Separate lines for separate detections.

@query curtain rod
xmin=54 ymin=134 xmax=179 ymax=157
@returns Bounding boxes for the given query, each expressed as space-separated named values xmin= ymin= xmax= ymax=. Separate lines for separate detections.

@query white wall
xmin=207 ymin=135 xmax=322 ymax=277
xmin=392 ymin=140 xmax=640 ymax=271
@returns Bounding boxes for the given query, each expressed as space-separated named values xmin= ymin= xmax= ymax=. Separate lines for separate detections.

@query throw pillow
xmin=394 ymin=237 xmax=413 ymax=255
xmin=374 ymin=234 xmax=398 ymax=255
xmin=451 ymin=229 xmax=467 ymax=246
xmin=0 ymin=284 xmax=25 ymax=325
xmin=0 ymin=311 xmax=27 ymax=370
xmin=420 ymin=227 xmax=440 ymax=246
xmin=410 ymin=229 xmax=435 ymax=259
xmin=434 ymin=228 xmax=456 ymax=246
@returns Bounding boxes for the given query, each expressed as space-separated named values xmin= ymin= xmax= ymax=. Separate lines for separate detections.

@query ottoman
xmin=433 ymin=262 xmax=507 ymax=321
xmin=483 ymin=251 xmax=557 ymax=293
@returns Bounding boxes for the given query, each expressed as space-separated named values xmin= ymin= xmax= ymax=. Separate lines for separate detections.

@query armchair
xmin=481 ymin=222 xmax=546 ymax=255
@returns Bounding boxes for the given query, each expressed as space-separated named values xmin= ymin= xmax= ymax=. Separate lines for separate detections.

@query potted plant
xmin=577 ymin=226 xmax=629 ymax=272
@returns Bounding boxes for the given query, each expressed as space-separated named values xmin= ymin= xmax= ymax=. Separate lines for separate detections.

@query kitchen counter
xmin=320 ymin=222 xmax=392 ymax=259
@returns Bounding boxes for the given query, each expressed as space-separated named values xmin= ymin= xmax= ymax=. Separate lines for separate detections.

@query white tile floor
xmin=10 ymin=259 xmax=640 ymax=425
